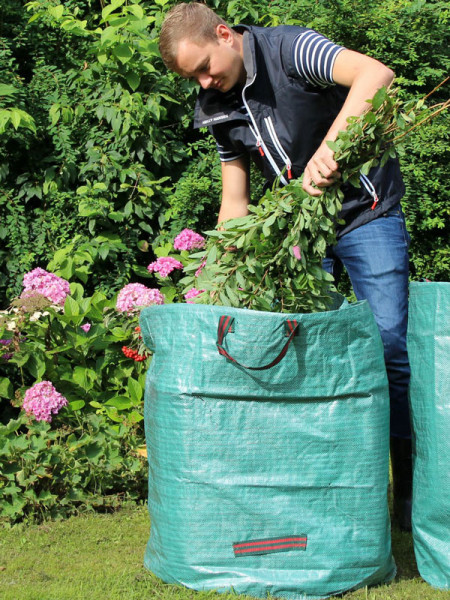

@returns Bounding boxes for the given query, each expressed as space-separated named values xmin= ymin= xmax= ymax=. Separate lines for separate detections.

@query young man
xmin=159 ymin=2 xmax=412 ymax=530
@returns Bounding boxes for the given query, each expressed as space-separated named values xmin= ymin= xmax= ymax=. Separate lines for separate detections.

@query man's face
xmin=174 ymin=25 xmax=245 ymax=92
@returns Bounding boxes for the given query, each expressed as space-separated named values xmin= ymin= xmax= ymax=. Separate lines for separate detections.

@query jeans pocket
xmin=383 ymin=204 xmax=401 ymax=217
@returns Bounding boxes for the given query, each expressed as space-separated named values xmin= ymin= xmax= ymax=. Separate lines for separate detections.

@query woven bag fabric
xmin=140 ymin=299 xmax=395 ymax=599
xmin=408 ymin=282 xmax=450 ymax=590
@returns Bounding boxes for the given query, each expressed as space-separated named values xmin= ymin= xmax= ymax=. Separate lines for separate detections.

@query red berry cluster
xmin=122 ymin=345 xmax=147 ymax=362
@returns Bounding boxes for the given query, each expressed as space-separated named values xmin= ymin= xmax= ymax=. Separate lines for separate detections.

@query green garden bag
xmin=408 ymin=282 xmax=450 ymax=590
xmin=140 ymin=299 xmax=395 ymax=599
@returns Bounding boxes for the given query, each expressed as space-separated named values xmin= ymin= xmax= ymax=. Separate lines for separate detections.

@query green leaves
xmin=112 ymin=43 xmax=133 ymax=64
xmin=72 ymin=367 xmax=98 ymax=392
xmin=69 ymin=400 xmax=85 ymax=411
xmin=128 ymin=377 xmax=143 ymax=404
xmin=0 ymin=108 xmax=36 ymax=134
xmin=0 ymin=283 xmax=148 ymax=435
xmin=179 ymin=176 xmax=341 ymax=313
xmin=1 ymin=0 xmax=195 ymax=306
xmin=371 ymin=86 xmax=389 ymax=111
xmin=0 ymin=377 xmax=13 ymax=399
xmin=0 ymin=84 xmax=18 ymax=98
xmin=0 ymin=412 xmax=147 ymax=524
xmin=206 ymin=245 xmax=218 ymax=265
xmin=48 ymin=4 xmax=64 ymax=20
xmin=64 ymin=296 xmax=80 ymax=318
xmin=106 ymin=396 xmax=132 ymax=410
xmin=126 ymin=71 xmax=141 ymax=91
xmin=102 ymin=0 xmax=127 ymax=20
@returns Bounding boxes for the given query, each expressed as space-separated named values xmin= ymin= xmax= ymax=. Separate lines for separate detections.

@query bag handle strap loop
xmin=216 ymin=315 xmax=299 ymax=371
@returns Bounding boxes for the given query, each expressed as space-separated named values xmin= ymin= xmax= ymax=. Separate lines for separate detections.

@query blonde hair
xmin=159 ymin=3 xmax=229 ymax=71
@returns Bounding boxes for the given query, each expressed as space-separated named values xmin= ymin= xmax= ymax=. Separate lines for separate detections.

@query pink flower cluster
xmin=80 ymin=323 xmax=91 ymax=332
xmin=21 ymin=268 xmax=70 ymax=306
xmin=184 ymin=288 xmax=205 ymax=303
xmin=116 ymin=283 xmax=164 ymax=314
xmin=173 ymin=228 xmax=205 ymax=251
xmin=23 ymin=381 xmax=68 ymax=423
xmin=147 ymin=256 xmax=184 ymax=278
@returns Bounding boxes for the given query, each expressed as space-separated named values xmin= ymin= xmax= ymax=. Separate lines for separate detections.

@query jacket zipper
xmin=264 ymin=116 xmax=293 ymax=180
xmin=241 ymin=80 xmax=289 ymax=186
xmin=360 ymin=173 xmax=380 ymax=210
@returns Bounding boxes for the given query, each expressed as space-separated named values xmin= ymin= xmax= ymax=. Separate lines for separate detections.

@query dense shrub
xmin=154 ymin=137 xmax=223 ymax=247
xmin=0 ymin=282 xmax=149 ymax=426
xmin=0 ymin=0 xmax=198 ymax=303
xmin=401 ymin=114 xmax=449 ymax=281
xmin=0 ymin=411 xmax=147 ymax=524
xmin=0 ymin=273 xmax=151 ymax=524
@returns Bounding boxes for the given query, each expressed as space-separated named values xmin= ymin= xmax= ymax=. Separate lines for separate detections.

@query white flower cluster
xmin=0 ymin=306 xmax=62 ymax=331
xmin=0 ymin=307 xmax=21 ymax=331
xmin=29 ymin=310 xmax=51 ymax=322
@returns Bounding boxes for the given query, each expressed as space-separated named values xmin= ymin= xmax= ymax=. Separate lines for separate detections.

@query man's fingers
xmin=302 ymin=171 xmax=324 ymax=195
xmin=314 ymin=162 xmax=334 ymax=179
xmin=302 ymin=165 xmax=340 ymax=196
xmin=302 ymin=177 xmax=336 ymax=195
xmin=302 ymin=144 xmax=341 ymax=195
xmin=303 ymin=184 xmax=324 ymax=197
xmin=309 ymin=159 xmax=340 ymax=181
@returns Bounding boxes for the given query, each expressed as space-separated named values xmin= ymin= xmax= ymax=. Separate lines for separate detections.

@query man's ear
xmin=216 ymin=23 xmax=233 ymax=44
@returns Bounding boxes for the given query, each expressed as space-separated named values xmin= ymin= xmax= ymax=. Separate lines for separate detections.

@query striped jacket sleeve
xmin=292 ymin=30 xmax=345 ymax=88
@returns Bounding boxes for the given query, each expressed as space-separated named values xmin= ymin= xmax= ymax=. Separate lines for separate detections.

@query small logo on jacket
xmin=201 ymin=114 xmax=230 ymax=125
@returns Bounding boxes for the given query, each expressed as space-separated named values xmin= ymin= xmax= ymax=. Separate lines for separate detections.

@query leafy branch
xmin=177 ymin=83 xmax=448 ymax=313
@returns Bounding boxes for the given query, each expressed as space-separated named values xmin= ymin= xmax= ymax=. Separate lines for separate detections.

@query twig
xmin=423 ymin=77 xmax=449 ymax=101
xmin=389 ymin=101 xmax=450 ymax=144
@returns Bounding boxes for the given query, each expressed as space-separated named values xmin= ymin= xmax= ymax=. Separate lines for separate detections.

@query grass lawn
xmin=1 ymin=505 xmax=449 ymax=600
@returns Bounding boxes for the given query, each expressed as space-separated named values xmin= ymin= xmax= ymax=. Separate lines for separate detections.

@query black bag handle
xmin=216 ymin=315 xmax=299 ymax=371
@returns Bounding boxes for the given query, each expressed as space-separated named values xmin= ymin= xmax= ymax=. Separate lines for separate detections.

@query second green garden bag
xmin=408 ymin=282 xmax=450 ymax=590
xmin=140 ymin=299 xmax=395 ymax=599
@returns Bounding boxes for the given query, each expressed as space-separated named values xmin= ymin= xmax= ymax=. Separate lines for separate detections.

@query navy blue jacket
xmin=194 ymin=25 xmax=405 ymax=237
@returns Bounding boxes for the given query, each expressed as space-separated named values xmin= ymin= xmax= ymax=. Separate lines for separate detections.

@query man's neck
xmin=233 ymin=31 xmax=247 ymax=86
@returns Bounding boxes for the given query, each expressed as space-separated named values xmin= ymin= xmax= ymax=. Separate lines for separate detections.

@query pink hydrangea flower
xmin=184 ymin=288 xmax=205 ymax=303
xmin=23 ymin=381 xmax=68 ymax=423
xmin=292 ymin=246 xmax=302 ymax=260
xmin=80 ymin=323 xmax=91 ymax=332
xmin=21 ymin=268 xmax=70 ymax=306
xmin=173 ymin=229 xmax=205 ymax=251
xmin=147 ymin=257 xmax=184 ymax=278
xmin=116 ymin=283 xmax=164 ymax=314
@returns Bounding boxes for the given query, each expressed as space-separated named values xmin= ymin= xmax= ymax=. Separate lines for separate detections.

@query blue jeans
xmin=323 ymin=205 xmax=411 ymax=439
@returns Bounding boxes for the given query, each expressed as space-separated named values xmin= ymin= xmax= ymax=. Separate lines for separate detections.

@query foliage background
xmin=0 ymin=0 xmax=448 ymax=523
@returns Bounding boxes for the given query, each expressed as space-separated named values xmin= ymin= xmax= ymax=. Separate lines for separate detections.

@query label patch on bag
xmin=233 ymin=535 xmax=307 ymax=557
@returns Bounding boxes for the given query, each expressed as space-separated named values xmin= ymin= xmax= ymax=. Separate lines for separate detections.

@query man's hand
xmin=302 ymin=49 xmax=395 ymax=197
xmin=302 ymin=141 xmax=341 ymax=196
